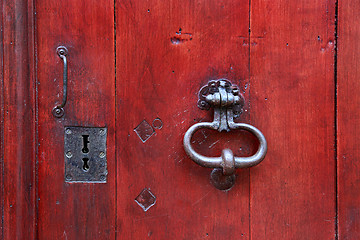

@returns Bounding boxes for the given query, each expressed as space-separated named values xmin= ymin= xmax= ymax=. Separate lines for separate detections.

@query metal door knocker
xmin=183 ymin=79 xmax=267 ymax=190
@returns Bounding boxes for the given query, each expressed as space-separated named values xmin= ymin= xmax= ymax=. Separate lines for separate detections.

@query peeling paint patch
xmin=171 ymin=28 xmax=193 ymax=44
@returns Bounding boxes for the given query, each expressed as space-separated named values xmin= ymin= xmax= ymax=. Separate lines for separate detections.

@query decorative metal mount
xmin=183 ymin=79 xmax=267 ymax=190
xmin=197 ymin=79 xmax=245 ymax=132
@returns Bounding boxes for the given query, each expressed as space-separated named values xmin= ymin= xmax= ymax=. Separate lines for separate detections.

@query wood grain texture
xmin=36 ymin=1 xmax=115 ymax=239
xmin=1 ymin=0 xmax=353 ymax=239
xmin=249 ymin=0 xmax=336 ymax=239
xmin=2 ymin=0 xmax=37 ymax=239
xmin=338 ymin=0 xmax=360 ymax=238
xmin=115 ymin=0 xmax=252 ymax=239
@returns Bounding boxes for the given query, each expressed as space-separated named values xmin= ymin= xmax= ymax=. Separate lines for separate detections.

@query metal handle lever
xmin=184 ymin=122 xmax=267 ymax=172
xmin=183 ymin=79 xmax=267 ymax=190
xmin=52 ymin=46 xmax=68 ymax=118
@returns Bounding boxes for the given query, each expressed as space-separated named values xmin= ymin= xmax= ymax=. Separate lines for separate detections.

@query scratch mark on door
xmin=192 ymin=191 xmax=211 ymax=206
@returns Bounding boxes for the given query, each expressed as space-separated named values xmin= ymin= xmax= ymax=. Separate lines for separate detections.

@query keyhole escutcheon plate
xmin=64 ymin=127 xmax=108 ymax=183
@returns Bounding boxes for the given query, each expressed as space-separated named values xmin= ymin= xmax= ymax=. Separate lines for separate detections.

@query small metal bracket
xmin=64 ymin=127 xmax=108 ymax=183
xmin=197 ymin=79 xmax=245 ymax=132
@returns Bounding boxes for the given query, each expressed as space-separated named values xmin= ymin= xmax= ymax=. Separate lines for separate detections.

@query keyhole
xmin=82 ymin=158 xmax=90 ymax=172
xmin=82 ymin=135 xmax=89 ymax=153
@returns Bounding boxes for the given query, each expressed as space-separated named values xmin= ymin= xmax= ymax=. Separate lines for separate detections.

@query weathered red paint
xmin=2 ymin=0 xmax=359 ymax=239
xmin=2 ymin=0 xmax=37 ymax=239
xmin=116 ymin=1 xmax=251 ymax=238
xmin=249 ymin=0 xmax=337 ymax=239
xmin=338 ymin=0 xmax=360 ymax=238
xmin=35 ymin=1 xmax=116 ymax=239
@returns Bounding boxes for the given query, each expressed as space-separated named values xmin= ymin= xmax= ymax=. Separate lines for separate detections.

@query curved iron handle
xmin=183 ymin=122 xmax=267 ymax=175
xmin=52 ymin=46 xmax=68 ymax=118
xmin=183 ymin=79 xmax=267 ymax=190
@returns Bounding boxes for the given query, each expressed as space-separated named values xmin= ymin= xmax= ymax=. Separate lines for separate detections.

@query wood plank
xmin=2 ymin=0 xmax=37 ymax=239
xmin=249 ymin=0 xmax=336 ymax=239
xmin=36 ymin=1 xmax=115 ymax=239
xmin=338 ymin=0 xmax=360 ymax=238
xmin=115 ymin=0 xmax=252 ymax=238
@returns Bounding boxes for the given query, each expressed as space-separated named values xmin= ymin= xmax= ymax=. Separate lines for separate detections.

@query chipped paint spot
xmin=135 ymin=188 xmax=156 ymax=211
xmin=171 ymin=28 xmax=193 ymax=44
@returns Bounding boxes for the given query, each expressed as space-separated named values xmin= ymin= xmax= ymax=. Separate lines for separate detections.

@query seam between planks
xmin=248 ymin=0 xmax=252 ymax=239
xmin=334 ymin=0 xmax=339 ymax=238
xmin=114 ymin=0 xmax=117 ymax=239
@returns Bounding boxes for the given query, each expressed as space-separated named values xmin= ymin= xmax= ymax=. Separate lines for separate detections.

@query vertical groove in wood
xmin=0 ymin=1 xmax=4 ymax=238
xmin=334 ymin=0 xmax=339 ymax=239
xmin=2 ymin=0 xmax=37 ymax=239
xmin=249 ymin=0 xmax=336 ymax=239
xmin=114 ymin=0 xmax=117 ymax=239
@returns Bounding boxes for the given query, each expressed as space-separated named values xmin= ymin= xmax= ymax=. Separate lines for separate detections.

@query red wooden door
xmin=1 ymin=0 xmax=359 ymax=239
